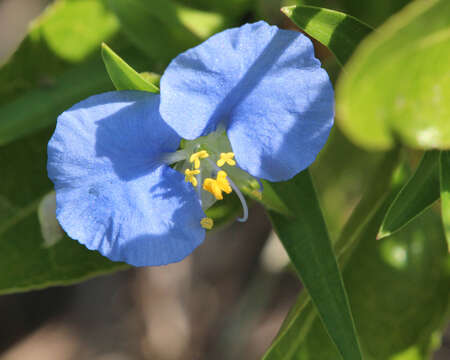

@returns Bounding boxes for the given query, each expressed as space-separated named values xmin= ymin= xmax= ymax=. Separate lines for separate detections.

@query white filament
xmin=227 ymin=176 xmax=249 ymax=222
xmin=160 ymin=150 xmax=187 ymax=164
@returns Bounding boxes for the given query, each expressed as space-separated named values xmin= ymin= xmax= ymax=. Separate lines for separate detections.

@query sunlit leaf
xmin=0 ymin=0 xmax=125 ymax=145
xmin=176 ymin=4 xmax=225 ymax=39
xmin=337 ymin=0 xmax=450 ymax=150
xmin=39 ymin=0 xmax=119 ymax=62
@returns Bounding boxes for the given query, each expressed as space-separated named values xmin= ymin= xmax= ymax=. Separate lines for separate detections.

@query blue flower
xmin=47 ymin=91 xmax=205 ymax=266
xmin=47 ymin=21 xmax=334 ymax=267
xmin=160 ymin=21 xmax=334 ymax=182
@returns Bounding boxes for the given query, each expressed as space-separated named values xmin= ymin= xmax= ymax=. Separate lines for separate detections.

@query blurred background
xmin=0 ymin=0 xmax=449 ymax=359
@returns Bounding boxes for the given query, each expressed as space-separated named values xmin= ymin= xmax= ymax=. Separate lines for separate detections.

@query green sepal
xmin=101 ymin=43 xmax=159 ymax=92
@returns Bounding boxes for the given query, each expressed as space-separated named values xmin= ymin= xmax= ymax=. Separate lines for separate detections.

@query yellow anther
xmin=184 ymin=169 xmax=200 ymax=187
xmin=189 ymin=150 xmax=209 ymax=169
xmin=217 ymin=152 xmax=236 ymax=167
xmin=216 ymin=171 xmax=232 ymax=194
xmin=203 ymin=178 xmax=224 ymax=200
xmin=200 ymin=217 xmax=214 ymax=230
xmin=202 ymin=171 xmax=232 ymax=200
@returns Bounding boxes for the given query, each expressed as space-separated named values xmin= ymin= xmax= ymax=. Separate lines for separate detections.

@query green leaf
xmin=339 ymin=0 xmax=412 ymax=27
xmin=0 ymin=58 xmax=114 ymax=146
xmin=289 ymin=207 xmax=449 ymax=359
xmin=265 ymin=169 xmax=449 ymax=359
xmin=0 ymin=0 xmax=126 ymax=145
xmin=378 ymin=151 xmax=440 ymax=240
xmin=106 ymin=0 xmax=200 ymax=62
xmin=439 ymin=151 xmax=450 ymax=251
xmin=0 ymin=0 xmax=119 ymax=104
xmin=0 ymin=129 xmax=128 ymax=295
xmin=337 ymin=0 xmax=450 ymax=150
xmin=336 ymin=148 xmax=401 ymax=257
xmin=176 ymin=0 xmax=253 ymax=19
xmin=176 ymin=4 xmax=225 ymax=39
xmin=281 ymin=5 xmax=373 ymax=66
xmin=263 ymin=170 xmax=362 ymax=360
xmin=343 ymin=208 xmax=449 ymax=360
xmin=101 ymin=43 xmax=159 ymax=92
xmin=263 ymin=150 xmax=400 ymax=360
xmin=37 ymin=0 xmax=120 ymax=63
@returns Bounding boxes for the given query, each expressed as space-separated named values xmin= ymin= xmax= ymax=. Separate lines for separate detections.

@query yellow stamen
xmin=203 ymin=178 xmax=223 ymax=200
xmin=184 ymin=169 xmax=200 ymax=187
xmin=217 ymin=152 xmax=236 ymax=167
xmin=202 ymin=171 xmax=232 ymax=200
xmin=189 ymin=150 xmax=209 ymax=169
xmin=216 ymin=171 xmax=232 ymax=194
xmin=200 ymin=217 xmax=214 ymax=230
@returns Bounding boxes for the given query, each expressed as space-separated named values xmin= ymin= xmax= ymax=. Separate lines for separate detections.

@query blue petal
xmin=48 ymin=91 xmax=205 ymax=266
xmin=49 ymin=91 xmax=180 ymax=182
xmin=160 ymin=21 xmax=334 ymax=181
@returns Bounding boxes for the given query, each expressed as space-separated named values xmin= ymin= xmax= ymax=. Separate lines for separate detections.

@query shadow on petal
xmin=104 ymin=192 xmax=204 ymax=267
xmin=212 ymin=31 xmax=301 ymax=130
xmin=94 ymin=94 xmax=179 ymax=181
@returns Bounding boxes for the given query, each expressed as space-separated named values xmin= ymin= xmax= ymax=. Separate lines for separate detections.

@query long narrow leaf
xmin=439 ymin=151 xmax=450 ymax=251
xmin=263 ymin=170 xmax=362 ymax=360
xmin=263 ymin=150 xmax=399 ymax=359
xmin=378 ymin=151 xmax=440 ymax=240
xmin=269 ymin=187 xmax=448 ymax=359
xmin=261 ymin=6 xmax=376 ymax=359
xmin=281 ymin=5 xmax=372 ymax=66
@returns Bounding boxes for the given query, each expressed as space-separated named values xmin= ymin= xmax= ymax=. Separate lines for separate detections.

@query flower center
xmin=163 ymin=131 xmax=261 ymax=230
